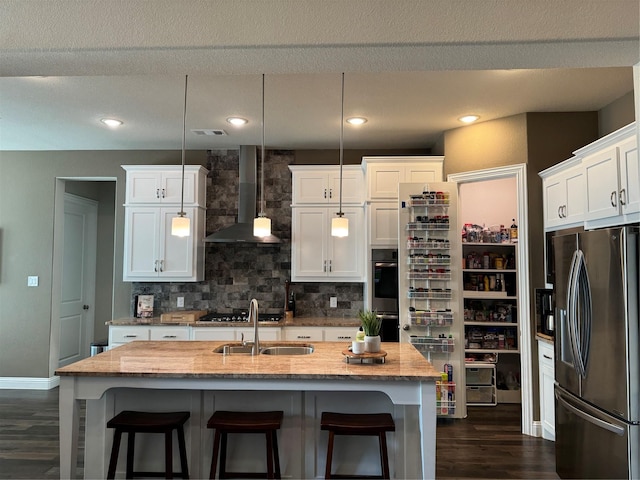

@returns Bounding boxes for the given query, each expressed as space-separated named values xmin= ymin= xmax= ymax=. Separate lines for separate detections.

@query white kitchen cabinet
xmin=191 ymin=327 xmax=281 ymax=342
xmin=579 ymin=123 xmax=639 ymax=229
xmin=538 ymin=338 xmax=555 ymax=441
xmin=289 ymin=165 xmax=363 ymax=205
xmin=361 ymin=157 xmax=444 ymax=200
xmin=322 ymin=327 xmax=357 ymax=342
xmin=291 ymin=207 xmax=365 ymax=282
xmin=149 ymin=326 xmax=190 ymax=341
xmin=123 ymin=165 xmax=207 ymax=205
xmin=283 ymin=327 xmax=324 ymax=342
xmin=108 ymin=326 xmax=151 ymax=348
xmin=123 ymin=206 xmax=205 ymax=281
xmin=540 ymin=157 xmax=584 ymax=231
xmin=367 ymin=201 xmax=399 ymax=247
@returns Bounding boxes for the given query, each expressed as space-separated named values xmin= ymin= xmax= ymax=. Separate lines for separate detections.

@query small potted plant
xmin=358 ymin=309 xmax=382 ymax=353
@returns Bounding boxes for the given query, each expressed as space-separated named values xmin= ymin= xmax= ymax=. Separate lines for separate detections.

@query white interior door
xmin=58 ymin=194 xmax=97 ymax=367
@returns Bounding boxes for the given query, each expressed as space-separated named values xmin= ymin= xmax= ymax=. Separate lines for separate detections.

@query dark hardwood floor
xmin=437 ymin=405 xmax=558 ymax=479
xmin=0 ymin=389 xmax=556 ymax=479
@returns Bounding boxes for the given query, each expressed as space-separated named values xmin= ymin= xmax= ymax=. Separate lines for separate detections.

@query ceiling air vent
xmin=191 ymin=129 xmax=227 ymax=136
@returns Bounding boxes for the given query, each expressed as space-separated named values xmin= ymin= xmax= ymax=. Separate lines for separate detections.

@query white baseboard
xmin=0 ymin=376 xmax=60 ymax=390
xmin=531 ymin=420 xmax=543 ymax=438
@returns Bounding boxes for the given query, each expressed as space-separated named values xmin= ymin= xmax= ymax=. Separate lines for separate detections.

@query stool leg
xmin=177 ymin=426 xmax=189 ymax=479
xmin=219 ymin=432 xmax=228 ymax=479
xmin=324 ymin=431 xmax=335 ymax=479
xmin=209 ymin=430 xmax=221 ymax=479
xmin=378 ymin=432 xmax=390 ymax=480
xmin=165 ymin=430 xmax=173 ymax=479
xmin=107 ymin=429 xmax=122 ymax=480
xmin=265 ymin=432 xmax=274 ymax=479
xmin=126 ymin=432 xmax=135 ymax=479
xmin=271 ymin=430 xmax=281 ymax=480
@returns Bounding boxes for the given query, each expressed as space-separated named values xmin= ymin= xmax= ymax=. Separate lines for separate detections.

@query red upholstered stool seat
xmin=106 ymin=410 xmax=190 ymax=479
xmin=206 ymin=410 xmax=283 ymax=479
xmin=320 ymin=412 xmax=395 ymax=479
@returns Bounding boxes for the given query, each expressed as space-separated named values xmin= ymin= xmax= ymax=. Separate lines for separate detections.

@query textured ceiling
xmin=0 ymin=0 xmax=638 ymax=151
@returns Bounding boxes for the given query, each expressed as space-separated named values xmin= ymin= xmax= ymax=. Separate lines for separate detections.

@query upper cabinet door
xmin=618 ymin=137 xmax=640 ymax=219
xmin=123 ymin=166 xmax=207 ymax=206
xmin=290 ymin=166 xmax=363 ymax=205
xmin=541 ymin=160 xmax=584 ymax=231
xmin=583 ymin=145 xmax=620 ymax=223
xmin=405 ymin=164 xmax=443 ymax=184
xmin=367 ymin=165 xmax=404 ymax=199
xmin=362 ymin=157 xmax=444 ymax=200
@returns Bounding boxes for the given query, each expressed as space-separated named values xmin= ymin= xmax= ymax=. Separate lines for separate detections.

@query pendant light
xmin=254 ymin=74 xmax=272 ymax=237
xmin=331 ymin=72 xmax=349 ymax=237
xmin=171 ymin=75 xmax=191 ymax=237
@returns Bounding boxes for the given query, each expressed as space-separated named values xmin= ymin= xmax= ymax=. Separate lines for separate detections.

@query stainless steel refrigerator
xmin=553 ymin=226 xmax=639 ymax=479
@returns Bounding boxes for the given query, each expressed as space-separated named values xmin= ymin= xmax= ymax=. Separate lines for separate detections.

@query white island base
xmin=68 ymin=379 xmax=434 ymax=479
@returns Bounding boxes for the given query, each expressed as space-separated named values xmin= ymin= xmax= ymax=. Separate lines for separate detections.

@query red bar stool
xmin=206 ymin=410 xmax=283 ymax=479
xmin=106 ymin=410 xmax=190 ymax=479
xmin=321 ymin=412 xmax=395 ymax=479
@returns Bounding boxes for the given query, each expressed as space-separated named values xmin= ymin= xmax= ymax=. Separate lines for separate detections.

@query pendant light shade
xmin=331 ymin=72 xmax=349 ymax=237
xmin=171 ymin=215 xmax=190 ymax=237
xmin=254 ymin=73 xmax=272 ymax=237
xmin=171 ymin=75 xmax=191 ymax=237
xmin=331 ymin=215 xmax=349 ymax=237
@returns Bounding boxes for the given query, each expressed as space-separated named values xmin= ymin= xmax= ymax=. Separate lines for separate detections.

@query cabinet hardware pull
xmin=611 ymin=191 xmax=617 ymax=207
xmin=337 ymin=336 xmax=352 ymax=340
xmin=558 ymin=206 xmax=562 ymax=218
xmin=161 ymin=188 xmax=166 ymax=198
xmin=323 ymin=260 xmax=327 ymax=272
xmin=543 ymin=354 xmax=552 ymax=360
xmin=329 ymin=188 xmax=332 ymax=199
xmin=159 ymin=260 xmax=164 ymax=272
xmin=619 ymin=188 xmax=626 ymax=206
xmin=329 ymin=260 xmax=332 ymax=272
xmin=163 ymin=335 xmax=177 ymax=339
xmin=324 ymin=188 xmax=327 ymax=199
xmin=124 ymin=335 xmax=138 ymax=338
xmin=154 ymin=260 xmax=158 ymax=272
xmin=562 ymin=205 xmax=567 ymax=218
xmin=297 ymin=335 xmax=311 ymax=339
xmin=83 ymin=305 xmax=90 ymax=310
xmin=156 ymin=188 xmax=161 ymax=199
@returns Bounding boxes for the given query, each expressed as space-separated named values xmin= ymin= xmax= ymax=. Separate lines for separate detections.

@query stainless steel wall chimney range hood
xmin=204 ymin=145 xmax=281 ymax=244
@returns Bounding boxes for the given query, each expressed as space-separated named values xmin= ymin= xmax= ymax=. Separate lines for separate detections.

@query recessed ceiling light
xmin=346 ymin=117 xmax=368 ymax=125
xmin=459 ymin=115 xmax=480 ymax=124
xmin=100 ymin=118 xmax=123 ymax=127
xmin=226 ymin=117 xmax=248 ymax=126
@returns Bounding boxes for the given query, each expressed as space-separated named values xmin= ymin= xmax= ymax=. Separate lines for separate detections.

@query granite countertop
xmin=107 ymin=316 xmax=361 ymax=328
xmin=55 ymin=340 xmax=440 ymax=381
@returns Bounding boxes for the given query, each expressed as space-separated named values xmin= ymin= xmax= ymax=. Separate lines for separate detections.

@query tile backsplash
xmin=131 ymin=148 xmax=364 ymax=318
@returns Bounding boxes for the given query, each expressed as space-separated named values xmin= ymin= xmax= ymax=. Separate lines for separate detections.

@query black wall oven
xmin=371 ymin=249 xmax=399 ymax=342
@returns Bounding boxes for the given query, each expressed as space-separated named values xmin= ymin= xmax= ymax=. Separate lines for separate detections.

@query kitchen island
xmin=56 ymin=340 xmax=441 ymax=479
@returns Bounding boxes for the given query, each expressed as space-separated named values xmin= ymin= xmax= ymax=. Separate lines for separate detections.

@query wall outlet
xmin=177 ymin=296 xmax=185 ymax=308
xmin=330 ymin=296 xmax=337 ymax=308
xmin=27 ymin=276 xmax=39 ymax=287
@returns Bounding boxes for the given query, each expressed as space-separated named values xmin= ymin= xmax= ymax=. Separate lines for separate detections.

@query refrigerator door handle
xmin=555 ymin=388 xmax=625 ymax=436
xmin=576 ymin=250 xmax=592 ymax=376
xmin=567 ymin=249 xmax=583 ymax=376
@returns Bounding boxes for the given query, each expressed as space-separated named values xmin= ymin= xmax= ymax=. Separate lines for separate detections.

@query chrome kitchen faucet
xmin=249 ymin=299 xmax=260 ymax=355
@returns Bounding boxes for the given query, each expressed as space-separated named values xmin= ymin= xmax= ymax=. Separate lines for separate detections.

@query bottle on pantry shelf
xmin=495 ymin=274 xmax=503 ymax=292
xmin=510 ymin=219 xmax=518 ymax=242
xmin=483 ymin=275 xmax=490 ymax=292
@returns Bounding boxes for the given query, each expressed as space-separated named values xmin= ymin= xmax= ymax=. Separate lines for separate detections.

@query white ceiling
xmin=1 ymin=1 xmax=638 ymax=151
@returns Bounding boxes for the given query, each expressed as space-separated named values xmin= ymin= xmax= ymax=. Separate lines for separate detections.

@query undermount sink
xmin=212 ymin=343 xmax=314 ymax=356
xmin=260 ymin=345 xmax=314 ymax=355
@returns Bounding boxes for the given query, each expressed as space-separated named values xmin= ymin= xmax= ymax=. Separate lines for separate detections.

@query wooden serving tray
xmin=342 ymin=348 xmax=387 ymax=364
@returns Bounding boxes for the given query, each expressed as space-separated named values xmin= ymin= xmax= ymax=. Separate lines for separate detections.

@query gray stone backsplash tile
xmin=131 ymin=148 xmax=364 ymax=318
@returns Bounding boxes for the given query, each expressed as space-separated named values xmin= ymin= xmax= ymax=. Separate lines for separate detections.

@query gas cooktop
xmin=199 ymin=312 xmax=282 ymax=323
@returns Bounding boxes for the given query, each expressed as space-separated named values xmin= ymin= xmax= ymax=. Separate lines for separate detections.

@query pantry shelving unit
xmin=462 ymin=241 xmax=521 ymax=405
xmin=398 ymin=182 xmax=465 ymax=419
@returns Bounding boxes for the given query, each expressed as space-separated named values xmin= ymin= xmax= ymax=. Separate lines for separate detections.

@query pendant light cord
xmin=338 ymin=72 xmax=344 ymax=216
xmin=260 ymin=74 xmax=266 ymax=216
xmin=179 ymin=74 xmax=188 ymax=217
